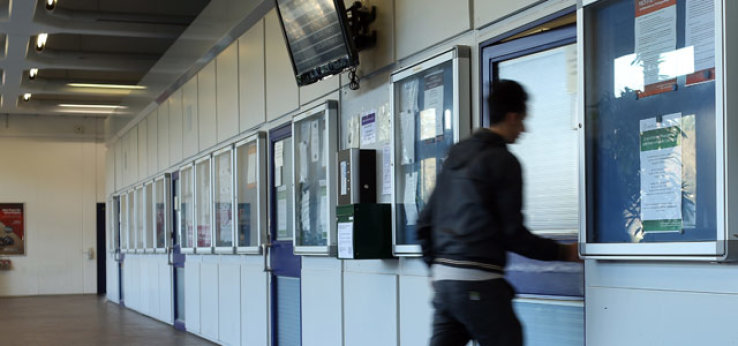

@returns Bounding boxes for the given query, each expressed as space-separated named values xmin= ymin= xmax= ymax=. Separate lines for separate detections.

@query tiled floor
xmin=0 ymin=295 xmax=214 ymax=346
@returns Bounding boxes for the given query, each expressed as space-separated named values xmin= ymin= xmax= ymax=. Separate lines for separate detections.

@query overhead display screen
xmin=276 ymin=0 xmax=357 ymax=85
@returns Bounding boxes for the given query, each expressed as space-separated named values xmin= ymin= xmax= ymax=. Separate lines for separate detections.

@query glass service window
xmin=127 ymin=191 xmax=135 ymax=251
xmin=274 ymin=138 xmax=294 ymax=242
xmin=145 ymin=183 xmax=153 ymax=250
xmin=135 ymin=187 xmax=144 ymax=250
xmin=120 ymin=194 xmax=129 ymax=250
xmin=236 ymin=138 xmax=262 ymax=250
xmin=180 ymin=166 xmax=195 ymax=251
xmin=293 ymin=112 xmax=329 ymax=247
xmin=196 ymin=158 xmax=213 ymax=251
xmin=155 ymin=178 xmax=167 ymax=250
xmin=214 ymin=149 xmax=234 ymax=250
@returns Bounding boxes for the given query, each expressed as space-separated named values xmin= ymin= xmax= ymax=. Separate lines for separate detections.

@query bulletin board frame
xmin=390 ymin=45 xmax=471 ymax=256
xmin=291 ymin=100 xmax=339 ymax=256
xmin=577 ymin=0 xmax=738 ymax=261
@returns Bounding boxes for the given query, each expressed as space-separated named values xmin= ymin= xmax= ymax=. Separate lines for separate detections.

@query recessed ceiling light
xmin=67 ymin=83 xmax=147 ymax=90
xmin=22 ymin=93 xmax=31 ymax=102
xmin=29 ymin=68 xmax=38 ymax=80
xmin=35 ymin=33 xmax=48 ymax=51
xmin=58 ymin=104 xmax=127 ymax=109
xmin=45 ymin=0 xmax=57 ymax=10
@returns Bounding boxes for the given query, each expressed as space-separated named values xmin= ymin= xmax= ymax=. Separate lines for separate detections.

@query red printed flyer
xmin=0 ymin=203 xmax=25 ymax=255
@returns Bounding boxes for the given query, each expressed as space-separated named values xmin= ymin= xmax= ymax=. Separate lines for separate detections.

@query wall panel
xmin=242 ymin=257 xmax=268 ymax=346
xmin=157 ymin=103 xmax=170 ymax=172
xmin=147 ymin=112 xmax=158 ymax=178
xmin=200 ymin=257 xmax=220 ymax=342
xmin=238 ymin=19 xmax=266 ymax=132
xmin=169 ymin=90 xmax=184 ymax=165
xmin=198 ymin=61 xmax=218 ymax=151
xmin=218 ymin=259 xmax=241 ymax=345
xmin=265 ymin=9 xmax=299 ymax=121
xmin=183 ymin=76 xmax=199 ymax=159
xmin=185 ymin=257 xmax=201 ymax=334
xmin=344 ymin=272 xmax=398 ymax=346
xmin=217 ymin=42 xmax=240 ymax=143
xmin=394 ymin=0 xmax=470 ymax=59
xmin=474 ymin=0 xmax=542 ymax=28
xmin=137 ymin=122 xmax=148 ymax=180
xmin=301 ymin=258 xmax=342 ymax=346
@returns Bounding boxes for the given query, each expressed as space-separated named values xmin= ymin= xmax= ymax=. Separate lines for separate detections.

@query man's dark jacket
xmin=417 ymin=129 xmax=565 ymax=272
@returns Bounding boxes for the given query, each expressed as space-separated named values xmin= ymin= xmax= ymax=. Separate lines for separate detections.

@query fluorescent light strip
xmin=67 ymin=83 xmax=147 ymax=90
xmin=36 ymin=33 xmax=48 ymax=49
xmin=57 ymin=109 xmax=117 ymax=115
xmin=58 ymin=104 xmax=127 ymax=109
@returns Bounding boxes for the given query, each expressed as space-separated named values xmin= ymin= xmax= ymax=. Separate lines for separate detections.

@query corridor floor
xmin=0 ymin=295 xmax=214 ymax=346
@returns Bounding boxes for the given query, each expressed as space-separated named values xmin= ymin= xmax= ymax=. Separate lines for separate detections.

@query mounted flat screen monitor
xmin=275 ymin=0 xmax=359 ymax=86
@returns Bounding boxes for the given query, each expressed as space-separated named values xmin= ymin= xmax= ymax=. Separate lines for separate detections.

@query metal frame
xmin=144 ymin=181 xmax=154 ymax=253
xmin=178 ymin=164 xmax=196 ymax=254
xmin=154 ymin=174 xmax=173 ymax=254
xmin=213 ymin=145 xmax=237 ymax=254
xmin=578 ymin=0 xmax=733 ymax=261
xmin=195 ymin=155 xmax=214 ymax=254
xmin=291 ymin=100 xmax=339 ymax=256
xmin=235 ymin=132 xmax=268 ymax=254
xmin=389 ymin=46 xmax=471 ymax=256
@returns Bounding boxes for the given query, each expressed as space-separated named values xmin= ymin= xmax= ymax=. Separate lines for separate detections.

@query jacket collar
xmin=472 ymin=128 xmax=507 ymax=148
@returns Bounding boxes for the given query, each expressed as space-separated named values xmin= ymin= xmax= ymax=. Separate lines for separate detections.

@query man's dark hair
xmin=488 ymin=80 xmax=528 ymax=125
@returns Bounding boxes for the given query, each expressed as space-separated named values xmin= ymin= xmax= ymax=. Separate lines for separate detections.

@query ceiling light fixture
xmin=45 ymin=0 xmax=57 ymax=10
xmin=58 ymin=104 xmax=128 ymax=109
xmin=66 ymin=83 xmax=147 ymax=90
xmin=35 ymin=33 xmax=48 ymax=51
xmin=29 ymin=68 xmax=38 ymax=80
xmin=22 ymin=93 xmax=31 ymax=102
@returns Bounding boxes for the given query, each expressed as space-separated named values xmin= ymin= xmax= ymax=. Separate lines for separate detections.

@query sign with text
xmin=0 ymin=203 xmax=25 ymax=255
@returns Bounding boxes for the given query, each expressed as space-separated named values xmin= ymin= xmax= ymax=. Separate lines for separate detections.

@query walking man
xmin=417 ymin=80 xmax=580 ymax=346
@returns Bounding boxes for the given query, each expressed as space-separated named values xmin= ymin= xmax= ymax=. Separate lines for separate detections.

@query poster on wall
xmin=0 ymin=203 xmax=25 ymax=255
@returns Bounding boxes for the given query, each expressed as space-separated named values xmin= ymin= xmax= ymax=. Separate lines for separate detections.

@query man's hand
xmin=562 ymin=243 xmax=582 ymax=262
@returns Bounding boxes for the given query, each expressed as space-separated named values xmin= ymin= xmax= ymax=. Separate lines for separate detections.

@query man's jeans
xmin=430 ymin=279 xmax=522 ymax=346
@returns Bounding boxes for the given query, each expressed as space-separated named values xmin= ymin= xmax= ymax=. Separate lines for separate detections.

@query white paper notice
xmin=640 ymin=113 xmax=683 ymax=232
xmin=360 ymin=111 xmax=377 ymax=146
xmin=301 ymin=189 xmax=311 ymax=233
xmin=318 ymin=180 xmax=327 ymax=232
xmin=382 ymin=145 xmax=392 ymax=195
xmin=401 ymin=110 xmax=415 ymax=164
xmin=685 ymin=0 xmax=714 ymax=72
xmin=420 ymin=109 xmax=436 ymax=141
xmin=299 ymin=142 xmax=308 ymax=183
xmin=310 ymin=120 xmax=320 ymax=163
xmin=274 ymin=141 xmax=284 ymax=167
xmin=403 ymin=172 xmax=418 ymax=225
xmin=337 ymin=222 xmax=354 ymax=259
xmin=277 ymin=186 xmax=288 ymax=237
xmin=635 ymin=0 xmax=677 ymax=85
xmin=424 ymin=70 xmax=444 ymax=137
xmin=401 ymin=79 xmax=419 ymax=114
xmin=246 ymin=148 xmax=257 ymax=186
xmin=340 ymin=160 xmax=348 ymax=196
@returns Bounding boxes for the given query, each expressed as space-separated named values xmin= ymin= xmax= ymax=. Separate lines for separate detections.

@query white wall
xmin=0 ymin=115 xmax=105 ymax=296
xmin=107 ymin=0 xmax=603 ymax=345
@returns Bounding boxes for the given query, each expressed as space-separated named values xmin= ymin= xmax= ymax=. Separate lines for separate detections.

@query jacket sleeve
xmin=416 ymin=187 xmax=436 ymax=267
xmin=493 ymin=155 xmax=565 ymax=261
